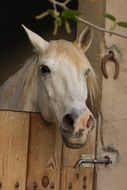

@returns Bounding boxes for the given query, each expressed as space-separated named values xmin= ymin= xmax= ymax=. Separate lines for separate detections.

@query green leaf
xmin=117 ymin=21 xmax=127 ymax=28
xmin=61 ymin=9 xmax=80 ymax=22
xmin=103 ymin=13 xmax=116 ymax=22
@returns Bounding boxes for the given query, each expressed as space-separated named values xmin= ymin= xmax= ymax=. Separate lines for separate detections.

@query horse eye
xmin=39 ymin=65 xmax=50 ymax=75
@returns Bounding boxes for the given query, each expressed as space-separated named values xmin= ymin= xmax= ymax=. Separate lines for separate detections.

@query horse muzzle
xmin=60 ymin=110 xmax=95 ymax=149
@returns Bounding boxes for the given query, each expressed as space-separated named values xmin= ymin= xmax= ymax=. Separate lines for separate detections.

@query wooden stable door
xmin=0 ymin=110 xmax=96 ymax=190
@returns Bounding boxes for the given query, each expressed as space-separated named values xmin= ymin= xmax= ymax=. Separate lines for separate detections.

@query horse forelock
xmin=44 ymin=40 xmax=85 ymax=70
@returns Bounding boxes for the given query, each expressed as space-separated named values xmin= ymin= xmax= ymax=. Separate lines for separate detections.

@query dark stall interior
xmin=0 ymin=0 xmax=78 ymax=85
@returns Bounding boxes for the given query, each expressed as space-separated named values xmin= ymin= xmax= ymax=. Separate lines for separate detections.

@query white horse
xmin=0 ymin=25 xmax=97 ymax=149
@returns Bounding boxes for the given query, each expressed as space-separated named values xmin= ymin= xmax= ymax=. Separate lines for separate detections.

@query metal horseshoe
xmin=101 ymin=50 xmax=120 ymax=79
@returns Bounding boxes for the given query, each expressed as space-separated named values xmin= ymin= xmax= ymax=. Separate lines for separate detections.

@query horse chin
xmin=62 ymin=137 xmax=86 ymax=149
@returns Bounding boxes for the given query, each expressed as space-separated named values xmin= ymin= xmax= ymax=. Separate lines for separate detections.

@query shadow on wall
xmin=0 ymin=0 xmax=77 ymax=85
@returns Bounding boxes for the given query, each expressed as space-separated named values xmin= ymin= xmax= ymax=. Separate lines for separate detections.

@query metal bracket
xmin=74 ymin=154 xmax=112 ymax=168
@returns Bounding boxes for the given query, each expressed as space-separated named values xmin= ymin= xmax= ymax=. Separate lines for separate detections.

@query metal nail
xmin=50 ymin=182 xmax=55 ymax=189
xmin=83 ymin=182 xmax=86 ymax=189
xmin=68 ymin=182 xmax=72 ymax=189
xmin=33 ymin=182 xmax=37 ymax=189
xmin=15 ymin=182 xmax=19 ymax=189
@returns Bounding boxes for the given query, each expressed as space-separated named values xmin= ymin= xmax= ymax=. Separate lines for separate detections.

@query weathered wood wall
xmin=0 ymin=111 xmax=29 ymax=189
xmin=0 ymin=110 xmax=96 ymax=190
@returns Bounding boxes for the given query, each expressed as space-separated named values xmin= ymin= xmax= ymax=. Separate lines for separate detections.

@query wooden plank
xmin=61 ymin=168 xmax=93 ymax=190
xmin=0 ymin=110 xmax=29 ymax=190
xmin=26 ymin=113 xmax=62 ymax=190
xmin=60 ymin=127 xmax=96 ymax=190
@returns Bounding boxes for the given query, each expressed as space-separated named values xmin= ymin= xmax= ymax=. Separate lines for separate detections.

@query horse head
xmin=23 ymin=25 xmax=96 ymax=149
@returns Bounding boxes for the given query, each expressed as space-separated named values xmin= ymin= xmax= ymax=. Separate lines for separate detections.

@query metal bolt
xmin=50 ymin=183 xmax=55 ymax=189
xmin=68 ymin=182 xmax=72 ymax=189
xmin=74 ymin=159 xmax=83 ymax=168
xmin=15 ymin=182 xmax=19 ymax=189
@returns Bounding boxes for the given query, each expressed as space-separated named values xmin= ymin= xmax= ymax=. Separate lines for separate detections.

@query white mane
xmin=0 ymin=56 xmax=39 ymax=112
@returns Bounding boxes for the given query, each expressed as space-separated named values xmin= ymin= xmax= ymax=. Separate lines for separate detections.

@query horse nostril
xmin=62 ymin=114 xmax=74 ymax=132
xmin=86 ymin=115 xmax=94 ymax=131
xmin=65 ymin=114 xmax=74 ymax=126
xmin=75 ymin=128 xmax=84 ymax=138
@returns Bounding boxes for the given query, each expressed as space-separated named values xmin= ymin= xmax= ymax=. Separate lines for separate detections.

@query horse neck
xmin=0 ymin=56 xmax=39 ymax=112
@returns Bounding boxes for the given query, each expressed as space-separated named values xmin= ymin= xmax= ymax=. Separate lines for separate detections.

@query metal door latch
xmin=74 ymin=154 xmax=112 ymax=168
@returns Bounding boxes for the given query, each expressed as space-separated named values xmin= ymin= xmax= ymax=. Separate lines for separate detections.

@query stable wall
xmin=96 ymin=0 xmax=127 ymax=189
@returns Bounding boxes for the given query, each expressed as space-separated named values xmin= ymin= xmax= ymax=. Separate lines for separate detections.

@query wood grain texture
xmin=0 ymin=110 xmax=29 ymax=190
xmin=61 ymin=168 xmax=93 ymax=190
xmin=60 ymin=127 xmax=96 ymax=190
xmin=26 ymin=113 xmax=62 ymax=190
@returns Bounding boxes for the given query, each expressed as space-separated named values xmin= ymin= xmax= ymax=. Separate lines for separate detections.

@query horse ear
xmin=22 ymin=25 xmax=49 ymax=52
xmin=77 ymin=26 xmax=93 ymax=53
